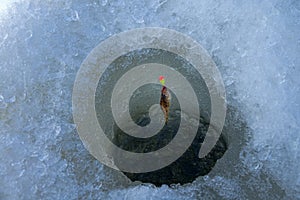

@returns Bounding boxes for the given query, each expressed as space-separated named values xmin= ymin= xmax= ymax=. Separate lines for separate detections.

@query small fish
xmin=160 ymin=86 xmax=171 ymax=124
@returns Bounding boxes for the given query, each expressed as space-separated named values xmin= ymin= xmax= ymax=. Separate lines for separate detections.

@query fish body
xmin=160 ymin=86 xmax=171 ymax=124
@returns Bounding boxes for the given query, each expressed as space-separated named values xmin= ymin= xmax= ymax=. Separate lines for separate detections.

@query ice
xmin=0 ymin=0 xmax=299 ymax=199
xmin=0 ymin=95 xmax=7 ymax=109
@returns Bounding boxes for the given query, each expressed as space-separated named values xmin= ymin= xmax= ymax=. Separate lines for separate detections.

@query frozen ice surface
xmin=0 ymin=0 xmax=299 ymax=199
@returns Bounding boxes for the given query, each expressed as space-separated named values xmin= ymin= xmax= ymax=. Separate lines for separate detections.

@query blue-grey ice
xmin=0 ymin=0 xmax=299 ymax=199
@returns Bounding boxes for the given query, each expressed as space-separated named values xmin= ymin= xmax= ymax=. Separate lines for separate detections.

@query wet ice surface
xmin=0 ymin=0 xmax=299 ymax=199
